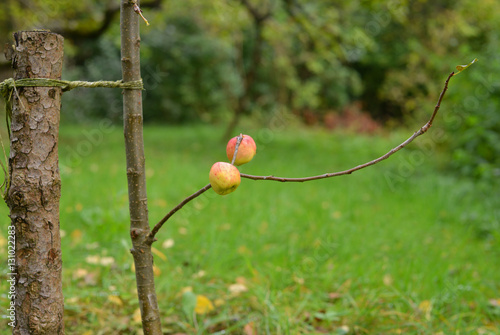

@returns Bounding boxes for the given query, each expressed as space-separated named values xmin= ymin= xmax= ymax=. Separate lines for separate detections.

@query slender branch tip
xmin=133 ymin=4 xmax=150 ymax=26
xmin=240 ymin=71 xmax=457 ymax=183
xmin=152 ymin=65 xmax=469 ymax=234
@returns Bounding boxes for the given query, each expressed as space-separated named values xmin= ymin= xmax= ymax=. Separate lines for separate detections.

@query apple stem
xmin=231 ymin=133 xmax=244 ymax=165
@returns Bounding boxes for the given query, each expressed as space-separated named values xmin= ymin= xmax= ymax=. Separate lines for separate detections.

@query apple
xmin=209 ymin=162 xmax=241 ymax=195
xmin=226 ymin=134 xmax=256 ymax=165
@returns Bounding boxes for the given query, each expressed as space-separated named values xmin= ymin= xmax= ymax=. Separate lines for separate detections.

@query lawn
xmin=0 ymin=123 xmax=499 ymax=334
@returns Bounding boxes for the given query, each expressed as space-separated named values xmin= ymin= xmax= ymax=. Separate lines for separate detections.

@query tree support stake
xmin=5 ymin=30 xmax=65 ymax=335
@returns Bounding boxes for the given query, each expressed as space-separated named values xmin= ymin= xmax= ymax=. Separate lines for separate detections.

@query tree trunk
xmin=120 ymin=1 xmax=162 ymax=334
xmin=6 ymin=31 xmax=65 ymax=334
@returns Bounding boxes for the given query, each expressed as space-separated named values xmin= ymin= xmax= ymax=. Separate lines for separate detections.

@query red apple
xmin=226 ymin=134 xmax=256 ymax=166
xmin=209 ymin=162 xmax=241 ymax=195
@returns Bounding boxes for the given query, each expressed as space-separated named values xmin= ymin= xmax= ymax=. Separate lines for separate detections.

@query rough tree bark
xmin=5 ymin=31 xmax=65 ymax=334
xmin=120 ymin=1 xmax=162 ymax=334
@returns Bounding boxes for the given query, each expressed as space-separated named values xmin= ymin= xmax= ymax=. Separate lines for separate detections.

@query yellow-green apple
xmin=226 ymin=134 xmax=256 ymax=165
xmin=209 ymin=162 xmax=241 ymax=195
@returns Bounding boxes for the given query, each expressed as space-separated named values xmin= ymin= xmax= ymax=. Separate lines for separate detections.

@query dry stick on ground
xmin=150 ymin=71 xmax=455 ymax=239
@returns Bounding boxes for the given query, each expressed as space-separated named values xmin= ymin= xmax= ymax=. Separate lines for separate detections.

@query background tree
xmin=3 ymin=0 xmax=497 ymax=181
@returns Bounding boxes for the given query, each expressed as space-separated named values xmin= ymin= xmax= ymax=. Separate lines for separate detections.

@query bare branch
xmin=149 ymin=183 xmax=212 ymax=239
xmin=150 ymin=71 xmax=455 ymax=236
xmin=240 ymin=72 xmax=455 ymax=183
xmin=150 ymin=133 xmax=242 ymax=238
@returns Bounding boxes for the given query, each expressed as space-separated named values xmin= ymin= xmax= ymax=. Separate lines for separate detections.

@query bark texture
xmin=6 ymin=31 xmax=65 ymax=334
xmin=120 ymin=1 xmax=162 ymax=334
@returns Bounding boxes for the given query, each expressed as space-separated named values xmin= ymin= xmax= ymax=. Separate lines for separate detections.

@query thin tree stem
xmin=121 ymin=0 xmax=162 ymax=334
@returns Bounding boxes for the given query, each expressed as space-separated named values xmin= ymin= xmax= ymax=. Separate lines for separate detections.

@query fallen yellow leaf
xmin=214 ymin=298 xmax=225 ymax=307
xmin=339 ymin=325 xmax=350 ymax=333
xmin=71 ymin=229 xmax=83 ymax=243
xmin=194 ymin=295 xmax=214 ymax=315
xmin=383 ymin=274 xmax=393 ymax=286
xmin=66 ymin=297 xmax=79 ymax=304
xmin=243 ymin=321 xmax=256 ymax=335
xmin=108 ymin=295 xmax=123 ymax=306
xmin=180 ymin=286 xmax=193 ymax=294
xmin=237 ymin=245 xmax=252 ymax=255
xmin=328 ymin=292 xmax=342 ymax=300
xmin=72 ymin=268 xmax=88 ymax=280
xmin=193 ymin=270 xmax=206 ymax=278
xmin=133 ymin=308 xmax=142 ymax=323
xmin=0 ymin=235 xmax=6 ymax=248
xmin=151 ymin=247 xmax=167 ymax=261
xmin=488 ymin=298 xmax=500 ymax=307
xmin=418 ymin=300 xmax=432 ymax=320
xmin=338 ymin=279 xmax=352 ymax=292
xmin=229 ymin=283 xmax=248 ymax=295
xmin=162 ymin=238 xmax=175 ymax=249
xmin=99 ymin=256 xmax=115 ymax=266
xmin=85 ymin=255 xmax=100 ymax=265
xmin=293 ymin=275 xmax=305 ymax=285
xmin=236 ymin=277 xmax=247 ymax=284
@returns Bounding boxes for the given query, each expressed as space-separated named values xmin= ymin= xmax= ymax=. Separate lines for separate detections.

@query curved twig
xmin=240 ymin=72 xmax=454 ymax=182
xmin=149 ymin=134 xmax=243 ymax=239
xmin=149 ymin=183 xmax=212 ymax=239
xmin=150 ymin=71 xmax=455 ymax=238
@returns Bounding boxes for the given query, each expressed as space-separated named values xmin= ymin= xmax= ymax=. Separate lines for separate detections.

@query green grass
xmin=0 ymin=124 xmax=499 ymax=334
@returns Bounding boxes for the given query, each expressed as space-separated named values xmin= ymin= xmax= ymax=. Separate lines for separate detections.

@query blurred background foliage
xmin=0 ymin=0 xmax=499 ymax=180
